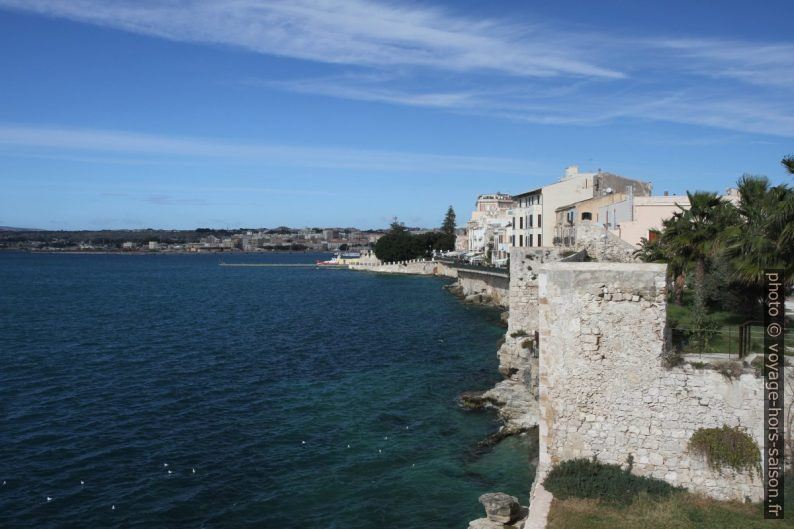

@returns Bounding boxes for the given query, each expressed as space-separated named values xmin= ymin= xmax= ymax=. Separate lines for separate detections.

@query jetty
xmin=219 ymin=262 xmax=347 ymax=268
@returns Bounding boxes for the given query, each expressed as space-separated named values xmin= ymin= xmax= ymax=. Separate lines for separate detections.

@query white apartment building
xmin=465 ymin=193 xmax=515 ymax=262
xmin=510 ymin=166 xmax=652 ymax=248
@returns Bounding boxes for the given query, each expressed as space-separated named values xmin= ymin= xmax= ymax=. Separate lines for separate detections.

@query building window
xmin=528 ymin=215 xmax=533 ymax=228
xmin=581 ymin=212 xmax=592 ymax=221
xmin=529 ymin=234 xmax=533 ymax=247
xmin=519 ymin=216 xmax=523 ymax=229
xmin=519 ymin=235 xmax=523 ymax=246
xmin=538 ymin=214 xmax=542 ymax=228
xmin=511 ymin=235 xmax=515 ymax=245
xmin=538 ymin=234 xmax=542 ymax=247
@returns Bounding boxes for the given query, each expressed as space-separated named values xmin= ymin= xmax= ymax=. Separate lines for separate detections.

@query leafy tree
xmin=441 ymin=206 xmax=456 ymax=235
xmin=374 ymin=220 xmax=419 ymax=262
xmin=435 ymin=206 xmax=456 ymax=251
xmin=688 ymin=303 xmax=721 ymax=354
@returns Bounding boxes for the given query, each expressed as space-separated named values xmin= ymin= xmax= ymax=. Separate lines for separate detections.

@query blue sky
xmin=0 ymin=0 xmax=792 ymax=230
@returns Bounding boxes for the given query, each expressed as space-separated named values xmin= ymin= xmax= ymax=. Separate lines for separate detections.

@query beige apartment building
xmin=509 ymin=166 xmax=652 ymax=248
xmin=555 ymin=192 xmax=690 ymax=247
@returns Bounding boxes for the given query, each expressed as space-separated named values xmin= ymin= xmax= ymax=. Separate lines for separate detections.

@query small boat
xmin=316 ymin=255 xmax=341 ymax=265
xmin=316 ymin=251 xmax=360 ymax=266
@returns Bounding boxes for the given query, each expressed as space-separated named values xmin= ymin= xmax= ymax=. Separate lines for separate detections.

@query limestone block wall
xmin=456 ymin=270 xmax=509 ymax=307
xmin=572 ymin=221 xmax=638 ymax=263
xmin=496 ymin=248 xmax=563 ymax=384
xmin=536 ymin=262 xmax=764 ymax=502
xmin=348 ymin=260 xmax=457 ymax=277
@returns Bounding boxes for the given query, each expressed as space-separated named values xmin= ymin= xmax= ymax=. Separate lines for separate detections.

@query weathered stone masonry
xmin=536 ymin=262 xmax=764 ymax=502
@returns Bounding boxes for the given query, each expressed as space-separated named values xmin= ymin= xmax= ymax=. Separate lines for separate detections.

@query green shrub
xmin=543 ymin=458 xmax=683 ymax=505
xmin=688 ymin=425 xmax=761 ymax=475
xmin=510 ymin=330 xmax=528 ymax=338
xmin=689 ymin=361 xmax=707 ymax=370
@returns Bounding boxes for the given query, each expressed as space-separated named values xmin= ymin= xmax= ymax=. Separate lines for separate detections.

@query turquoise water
xmin=0 ymin=252 xmax=530 ymax=528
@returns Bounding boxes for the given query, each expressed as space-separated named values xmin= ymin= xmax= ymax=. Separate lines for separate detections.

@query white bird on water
xmin=46 ymin=497 xmax=52 ymax=502
xmin=163 ymin=463 xmax=168 ymax=468
xmin=2 ymin=481 xmax=5 ymax=486
xmin=301 ymin=440 xmax=306 ymax=445
xmin=192 ymin=468 xmax=196 ymax=474
xmin=347 ymin=444 xmax=350 ymax=448
xmin=80 ymin=480 xmax=84 ymax=486
xmin=112 ymin=505 xmax=115 ymax=510
xmin=167 ymin=470 xmax=172 ymax=475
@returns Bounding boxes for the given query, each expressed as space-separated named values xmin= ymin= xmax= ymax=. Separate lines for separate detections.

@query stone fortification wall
xmin=349 ymin=260 xmax=512 ymax=307
xmin=572 ymin=221 xmax=638 ymax=262
xmin=535 ymin=262 xmax=765 ymax=502
xmin=456 ymin=270 xmax=509 ymax=307
xmin=496 ymin=248 xmax=564 ymax=384
xmin=348 ymin=259 xmax=457 ymax=277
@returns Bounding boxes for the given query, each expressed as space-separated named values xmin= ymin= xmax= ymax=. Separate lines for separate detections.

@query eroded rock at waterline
xmin=478 ymin=492 xmax=527 ymax=525
xmin=480 ymin=378 xmax=539 ymax=432
xmin=468 ymin=518 xmax=513 ymax=529
xmin=464 ymin=292 xmax=494 ymax=305
xmin=443 ymin=282 xmax=465 ymax=298
xmin=458 ymin=390 xmax=500 ymax=410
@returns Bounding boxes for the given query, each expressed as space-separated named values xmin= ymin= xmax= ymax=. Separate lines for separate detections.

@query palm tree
xmin=663 ymin=192 xmax=737 ymax=310
xmin=658 ymin=212 xmax=693 ymax=305
xmin=723 ymin=176 xmax=794 ymax=298
xmin=783 ymin=156 xmax=794 ymax=175
xmin=635 ymin=225 xmax=689 ymax=305
xmin=633 ymin=231 xmax=665 ymax=262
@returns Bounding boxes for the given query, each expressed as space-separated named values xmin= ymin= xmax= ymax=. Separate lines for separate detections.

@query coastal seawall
xmin=349 ymin=259 xmax=509 ymax=307
xmin=352 ymin=251 xmax=787 ymax=527
xmin=534 ymin=263 xmax=766 ymax=502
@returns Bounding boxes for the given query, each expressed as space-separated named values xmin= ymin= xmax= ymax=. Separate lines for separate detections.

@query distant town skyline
xmin=1 ymin=0 xmax=792 ymax=230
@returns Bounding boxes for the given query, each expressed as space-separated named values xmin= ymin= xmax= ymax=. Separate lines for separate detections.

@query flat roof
xmin=511 ymin=187 xmax=542 ymax=199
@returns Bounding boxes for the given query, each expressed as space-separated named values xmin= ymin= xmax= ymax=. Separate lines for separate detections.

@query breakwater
xmin=349 ymin=259 xmax=510 ymax=307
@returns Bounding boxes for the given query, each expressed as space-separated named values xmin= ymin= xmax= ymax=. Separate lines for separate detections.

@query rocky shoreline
xmin=444 ymin=279 xmax=540 ymax=450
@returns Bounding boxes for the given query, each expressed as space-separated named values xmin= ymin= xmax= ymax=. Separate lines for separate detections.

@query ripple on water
xmin=0 ymin=253 xmax=530 ymax=528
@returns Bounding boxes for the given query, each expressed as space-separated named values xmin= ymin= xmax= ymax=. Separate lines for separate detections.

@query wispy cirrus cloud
xmin=0 ymin=123 xmax=544 ymax=175
xmin=0 ymin=0 xmax=622 ymax=79
xmin=1 ymin=0 xmax=793 ymax=138
xmin=650 ymin=38 xmax=794 ymax=89
xmin=264 ymin=75 xmax=794 ymax=137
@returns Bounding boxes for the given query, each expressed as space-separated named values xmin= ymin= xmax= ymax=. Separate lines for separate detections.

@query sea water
xmin=0 ymin=252 xmax=531 ymax=528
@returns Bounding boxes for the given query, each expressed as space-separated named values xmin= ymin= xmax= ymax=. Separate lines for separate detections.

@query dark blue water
xmin=0 ymin=252 xmax=530 ymax=528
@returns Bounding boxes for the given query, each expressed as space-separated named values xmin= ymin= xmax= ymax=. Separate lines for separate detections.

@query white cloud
xmin=0 ymin=0 xmax=623 ymax=79
xmin=650 ymin=38 xmax=794 ymax=88
xmin=0 ymin=123 xmax=543 ymax=175
xmin=2 ymin=1 xmax=793 ymax=138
